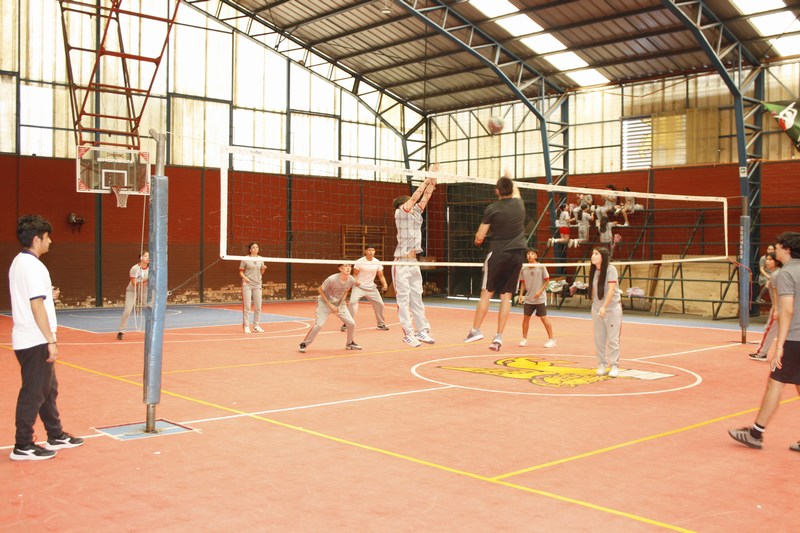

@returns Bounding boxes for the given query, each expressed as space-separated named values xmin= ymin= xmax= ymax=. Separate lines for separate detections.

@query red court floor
xmin=1 ymin=301 xmax=798 ymax=532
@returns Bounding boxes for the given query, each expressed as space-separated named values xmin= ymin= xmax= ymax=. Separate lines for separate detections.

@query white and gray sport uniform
xmin=349 ymin=256 xmax=386 ymax=327
xmin=598 ymin=223 xmax=613 ymax=245
xmin=776 ymin=259 xmax=800 ymax=341
xmin=591 ymin=264 xmax=622 ymax=367
xmin=557 ymin=209 xmax=570 ymax=228
xmin=240 ymin=258 xmax=265 ymax=326
xmin=755 ymin=268 xmax=782 ymax=356
xmin=393 ymin=204 xmax=431 ymax=336
xmin=303 ymin=273 xmax=356 ymax=346
xmin=519 ymin=265 xmax=549 ymax=305
xmin=119 ymin=263 xmax=149 ymax=331
xmin=577 ymin=211 xmax=591 ymax=242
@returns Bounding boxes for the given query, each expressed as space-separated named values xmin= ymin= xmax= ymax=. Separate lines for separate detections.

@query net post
xmin=144 ymin=130 xmax=168 ymax=433
xmin=739 ymin=211 xmax=751 ymax=344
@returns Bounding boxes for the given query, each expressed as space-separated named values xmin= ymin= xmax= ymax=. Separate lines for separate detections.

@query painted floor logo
xmin=440 ymin=357 xmax=674 ymax=388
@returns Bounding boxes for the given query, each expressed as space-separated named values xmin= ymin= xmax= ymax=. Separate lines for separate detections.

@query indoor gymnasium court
xmin=2 ymin=1 xmax=800 ymax=531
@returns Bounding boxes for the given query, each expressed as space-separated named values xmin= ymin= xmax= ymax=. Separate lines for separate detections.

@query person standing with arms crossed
xmin=392 ymin=163 xmax=439 ymax=348
xmin=9 ymin=215 xmax=84 ymax=460
xmin=240 ymin=242 xmax=267 ymax=334
xmin=464 ymin=170 xmax=527 ymax=351
xmin=517 ymin=249 xmax=556 ymax=348
xmin=341 ymin=245 xmax=390 ymax=332
xmin=729 ymin=232 xmax=800 ymax=450
xmin=117 ymin=251 xmax=150 ymax=340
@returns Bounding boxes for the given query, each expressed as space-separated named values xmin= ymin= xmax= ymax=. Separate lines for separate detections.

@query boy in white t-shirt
xmin=341 ymin=245 xmax=390 ymax=332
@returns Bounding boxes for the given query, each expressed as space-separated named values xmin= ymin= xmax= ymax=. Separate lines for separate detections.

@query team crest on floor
xmin=440 ymin=357 xmax=674 ymax=388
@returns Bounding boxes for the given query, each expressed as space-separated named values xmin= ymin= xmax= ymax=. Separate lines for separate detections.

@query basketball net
xmin=111 ymin=185 xmax=133 ymax=208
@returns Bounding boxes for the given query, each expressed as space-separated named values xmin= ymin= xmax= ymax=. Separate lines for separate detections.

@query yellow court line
xmin=57 ymin=358 xmax=693 ymax=532
xmin=493 ymin=397 xmax=799 ymax=480
xmin=115 ymin=343 xmax=455 ymax=378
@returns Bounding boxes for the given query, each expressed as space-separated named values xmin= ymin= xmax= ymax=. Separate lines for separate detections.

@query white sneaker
xmin=518 ymin=339 xmax=528 ymax=347
xmin=543 ymin=339 xmax=556 ymax=348
xmin=489 ymin=335 xmax=503 ymax=351
xmin=253 ymin=325 xmax=264 ymax=333
xmin=464 ymin=328 xmax=484 ymax=343
xmin=402 ymin=334 xmax=422 ymax=348
xmin=243 ymin=326 xmax=251 ymax=334
xmin=596 ymin=364 xmax=607 ymax=376
xmin=609 ymin=365 xmax=619 ymax=378
xmin=416 ymin=330 xmax=436 ymax=344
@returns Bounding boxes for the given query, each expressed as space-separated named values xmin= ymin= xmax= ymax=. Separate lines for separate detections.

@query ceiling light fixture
xmin=379 ymin=0 xmax=392 ymax=15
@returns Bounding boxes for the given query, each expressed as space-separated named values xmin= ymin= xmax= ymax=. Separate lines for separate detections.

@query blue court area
xmin=50 ymin=305 xmax=307 ymax=334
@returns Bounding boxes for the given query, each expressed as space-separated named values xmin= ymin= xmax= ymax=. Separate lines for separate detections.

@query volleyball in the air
xmin=488 ymin=116 xmax=504 ymax=134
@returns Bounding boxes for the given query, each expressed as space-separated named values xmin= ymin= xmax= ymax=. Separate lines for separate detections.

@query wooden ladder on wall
xmin=341 ymin=225 xmax=387 ymax=260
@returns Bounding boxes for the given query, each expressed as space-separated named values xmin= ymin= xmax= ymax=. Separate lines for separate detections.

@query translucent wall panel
xmin=234 ymin=34 xmax=287 ymax=112
xmin=0 ymin=74 xmax=16 ymax=153
xmin=289 ymin=64 xmax=336 ymax=115
xmin=232 ymin=108 xmax=285 ymax=150
xmin=170 ymin=97 xmax=230 ymax=167
xmin=1 ymin=0 xmax=18 ymax=71
xmin=171 ymin=9 xmax=232 ymax=100
xmin=21 ymin=0 xmax=66 ymax=83
xmin=290 ymin=113 xmax=339 ymax=176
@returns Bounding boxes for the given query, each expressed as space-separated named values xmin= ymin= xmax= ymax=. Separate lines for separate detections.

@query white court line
xmin=632 ymin=343 xmax=735 ymax=360
xmin=181 ymin=384 xmax=454 ymax=425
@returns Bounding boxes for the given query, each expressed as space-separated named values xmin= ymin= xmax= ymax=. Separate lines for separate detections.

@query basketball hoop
xmin=111 ymin=185 xmax=134 ymax=208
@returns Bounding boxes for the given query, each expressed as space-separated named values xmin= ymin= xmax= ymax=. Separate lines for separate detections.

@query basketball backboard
xmin=76 ymin=146 xmax=151 ymax=195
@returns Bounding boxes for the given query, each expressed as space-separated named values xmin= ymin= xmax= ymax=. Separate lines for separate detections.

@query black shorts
xmin=523 ymin=303 xmax=547 ymax=317
xmin=770 ymin=340 xmax=800 ymax=384
xmin=483 ymin=249 xmax=525 ymax=295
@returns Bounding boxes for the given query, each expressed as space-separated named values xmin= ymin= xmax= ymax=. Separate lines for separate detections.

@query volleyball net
xmin=220 ymin=145 xmax=731 ymax=271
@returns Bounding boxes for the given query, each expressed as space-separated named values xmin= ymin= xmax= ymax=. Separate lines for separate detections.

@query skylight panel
xmin=469 ymin=0 xmax=518 ymax=19
xmin=495 ymin=14 xmax=542 ymax=37
xmin=567 ymin=69 xmax=610 ymax=87
xmin=543 ymin=51 xmax=588 ymax=71
xmin=771 ymin=34 xmax=800 ymax=56
xmin=520 ymin=34 xmax=566 ymax=54
xmin=731 ymin=0 xmax=786 ymax=16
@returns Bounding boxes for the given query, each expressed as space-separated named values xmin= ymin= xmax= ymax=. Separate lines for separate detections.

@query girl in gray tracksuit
xmin=589 ymin=247 xmax=622 ymax=377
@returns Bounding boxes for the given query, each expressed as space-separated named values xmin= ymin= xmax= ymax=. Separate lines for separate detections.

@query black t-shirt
xmin=482 ymin=197 xmax=527 ymax=252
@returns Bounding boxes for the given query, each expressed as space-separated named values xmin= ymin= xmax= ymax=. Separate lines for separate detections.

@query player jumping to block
xmin=392 ymin=163 xmax=439 ymax=348
xmin=299 ymin=263 xmax=361 ymax=353
xmin=518 ymin=249 xmax=556 ymax=348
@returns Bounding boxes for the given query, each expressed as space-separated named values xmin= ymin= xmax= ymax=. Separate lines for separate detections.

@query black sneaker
xmin=340 ymin=324 xmax=347 ymax=332
xmin=376 ymin=324 xmax=389 ymax=331
xmin=45 ymin=432 xmax=85 ymax=450
xmin=299 ymin=343 xmax=307 ymax=353
xmin=116 ymin=332 xmax=124 ymax=340
xmin=10 ymin=443 xmax=57 ymax=461
xmin=748 ymin=353 xmax=768 ymax=361
xmin=345 ymin=342 xmax=363 ymax=350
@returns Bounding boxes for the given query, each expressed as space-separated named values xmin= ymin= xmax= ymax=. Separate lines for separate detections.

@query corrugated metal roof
xmin=217 ymin=0 xmax=800 ymax=114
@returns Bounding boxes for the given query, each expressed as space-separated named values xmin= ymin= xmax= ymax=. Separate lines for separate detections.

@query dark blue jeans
xmin=14 ymin=343 xmax=62 ymax=446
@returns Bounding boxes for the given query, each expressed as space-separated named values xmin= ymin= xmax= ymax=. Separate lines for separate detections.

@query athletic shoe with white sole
xmin=464 ymin=328 xmax=483 ymax=343
xmin=243 ymin=326 xmax=251 ymax=334
xmin=416 ymin=330 xmax=435 ymax=344
xmin=345 ymin=342 xmax=363 ymax=350
xmin=298 ymin=342 xmax=307 ymax=353
xmin=596 ymin=364 xmax=607 ymax=376
xmin=748 ymin=353 xmax=767 ymax=361
xmin=10 ymin=443 xmax=56 ymax=461
xmin=608 ymin=365 xmax=619 ymax=378
xmin=489 ymin=335 xmax=502 ymax=351
xmin=402 ymin=335 xmax=421 ymax=348
xmin=45 ymin=432 xmax=84 ymax=450
xmin=253 ymin=325 xmax=264 ymax=333
xmin=340 ymin=324 xmax=347 ymax=332
xmin=518 ymin=339 xmax=528 ymax=347
xmin=728 ymin=427 xmax=763 ymax=449
xmin=376 ymin=324 xmax=389 ymax=331
xmin=543 ymin=339 xmax=556 ymax=348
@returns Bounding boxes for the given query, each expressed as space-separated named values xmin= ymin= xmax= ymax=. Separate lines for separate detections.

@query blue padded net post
xmin=144 ymin=130 xmax=168 ymax=432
